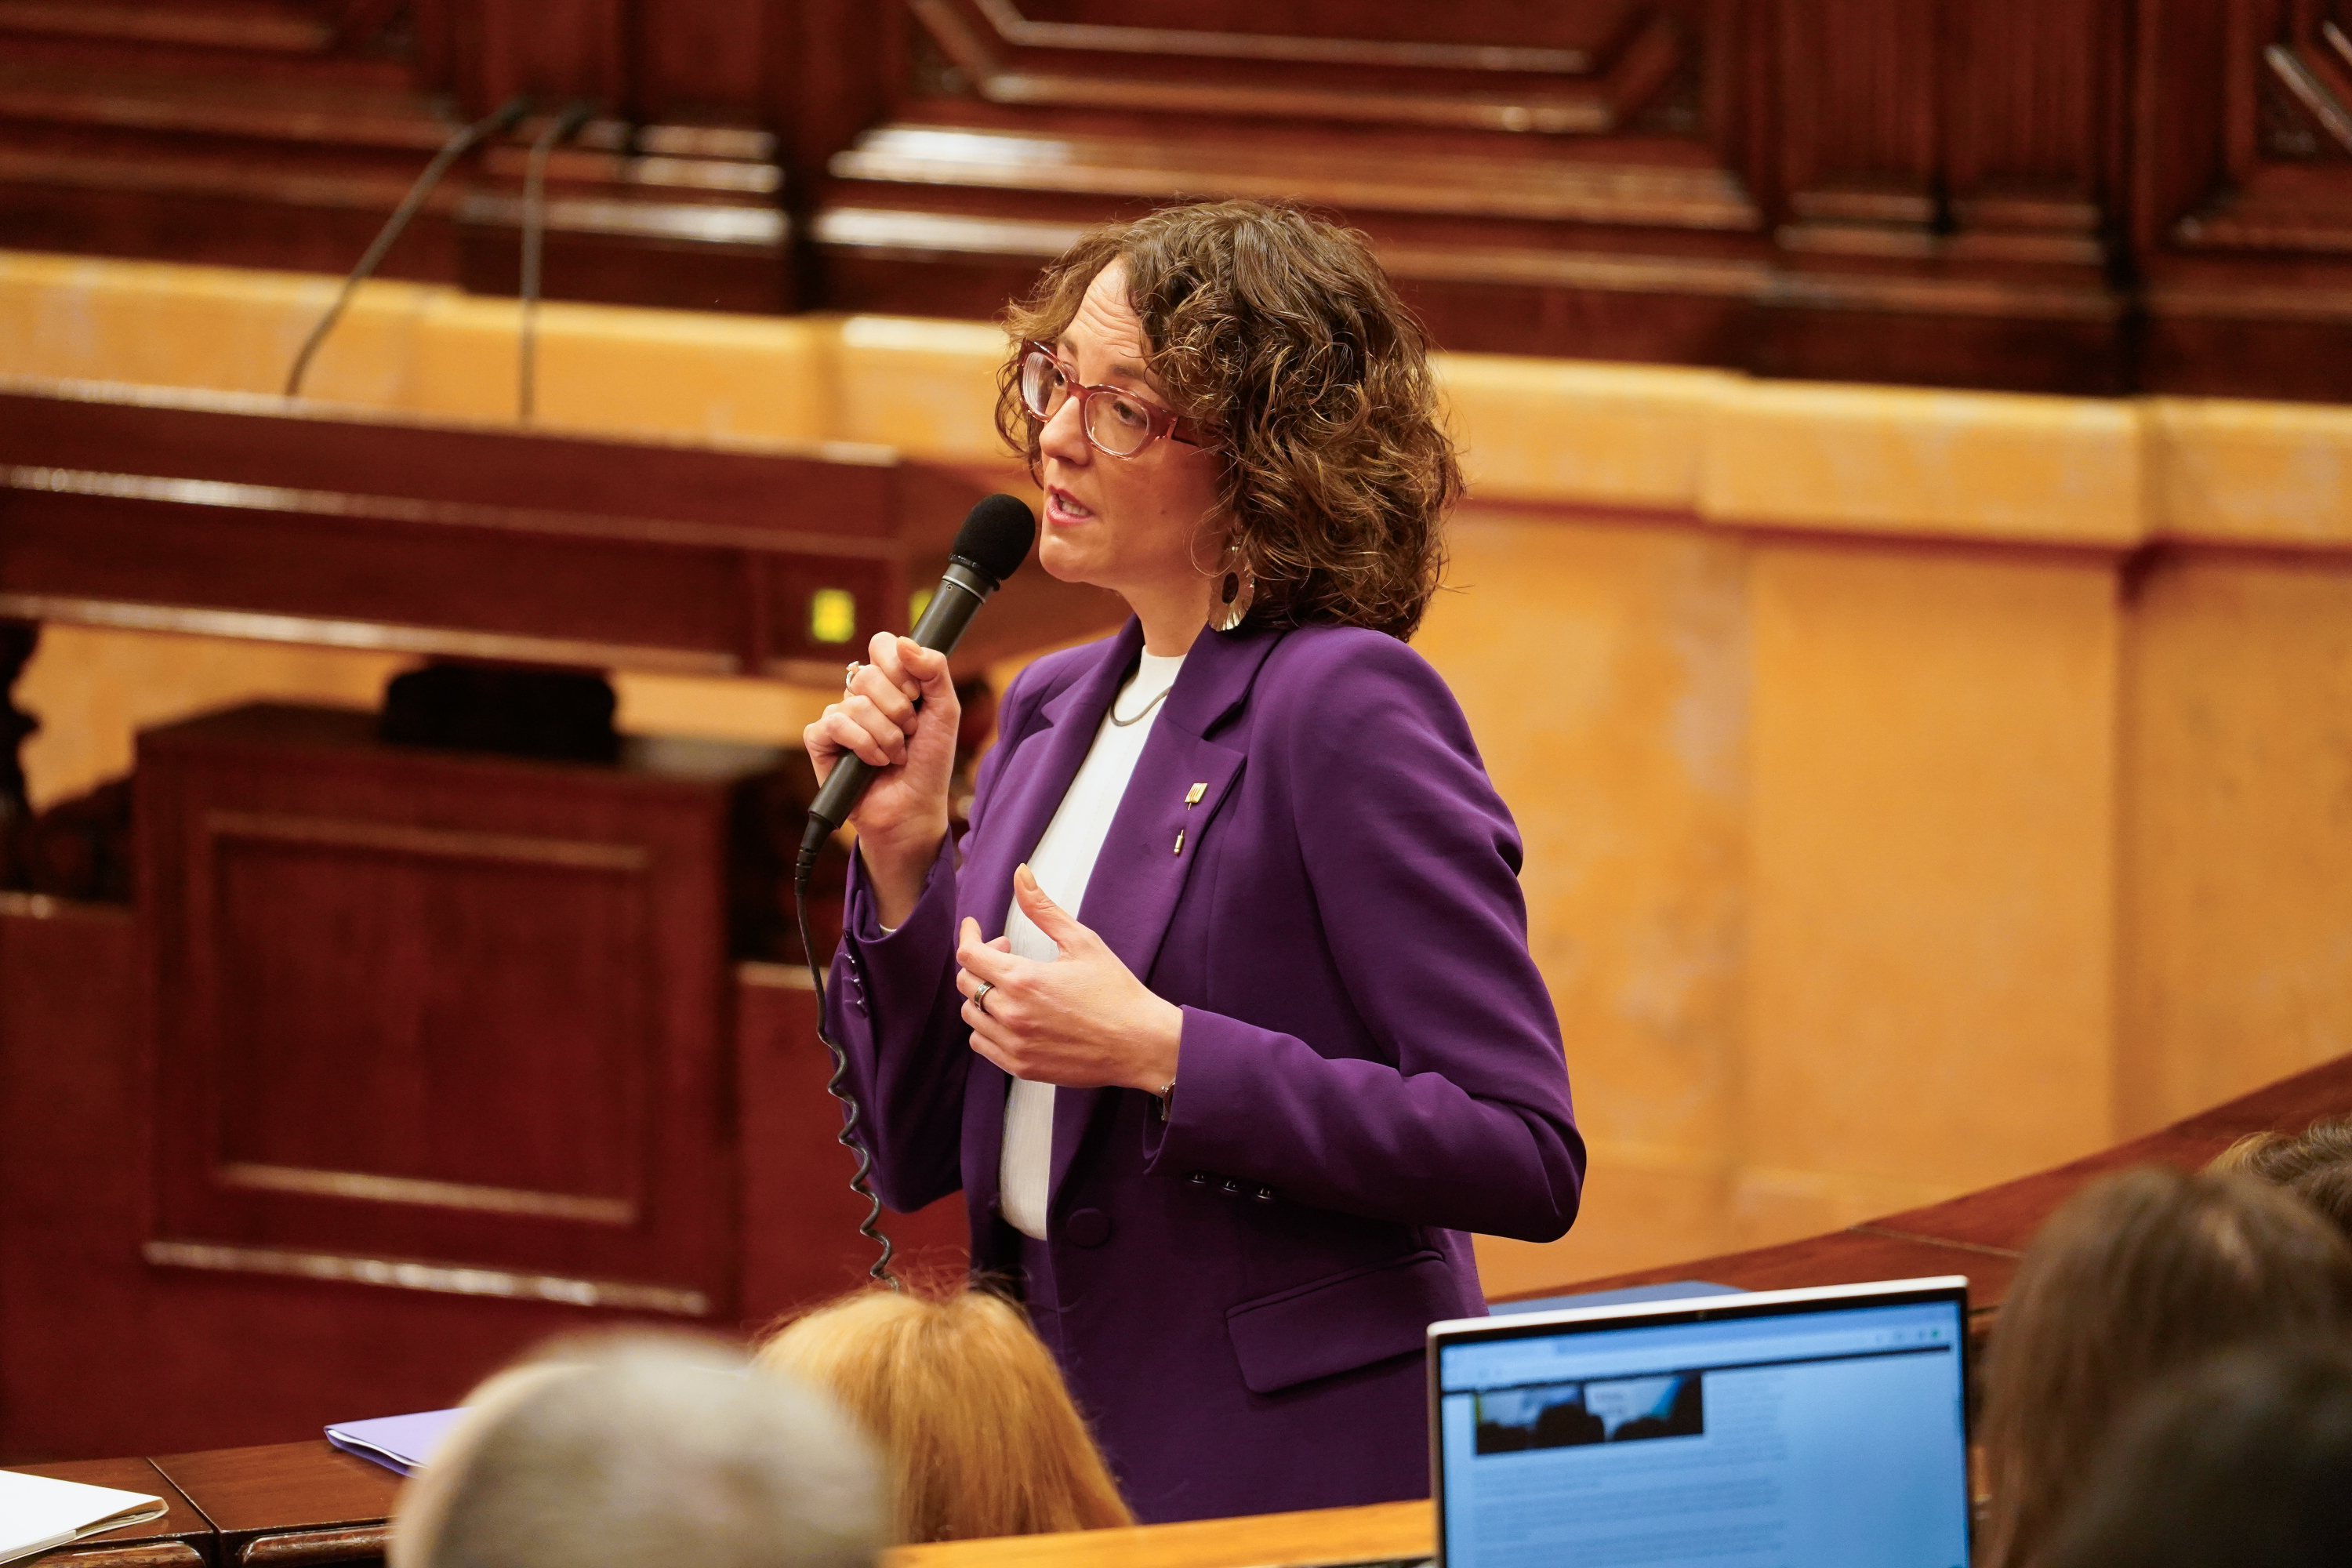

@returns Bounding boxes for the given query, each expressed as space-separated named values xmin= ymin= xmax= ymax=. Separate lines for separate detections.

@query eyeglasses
xmin=1017 ymin=342 xmax=1206 ymax=459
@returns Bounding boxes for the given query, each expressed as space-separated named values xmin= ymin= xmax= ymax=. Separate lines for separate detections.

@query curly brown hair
xmin=995 ymin=201 xmax=1461 ymax=641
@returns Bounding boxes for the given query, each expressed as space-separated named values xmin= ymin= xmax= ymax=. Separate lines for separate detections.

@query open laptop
xmin=1428 ymin=1276 xmax=1972 ymax=1568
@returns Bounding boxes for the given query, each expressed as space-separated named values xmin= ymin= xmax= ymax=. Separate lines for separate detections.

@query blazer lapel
xmin=959 ymin=621 xmax=1139 ymax=1207
xmin=960 ymin=620 xmax=1142 ymax=942
xmin=1047 ymin=625 xmax=1283 ymax=1210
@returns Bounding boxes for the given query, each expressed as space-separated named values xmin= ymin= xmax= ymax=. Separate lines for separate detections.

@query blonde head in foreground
xmin=757 ymin=1287 xmax=1134 ymax=1543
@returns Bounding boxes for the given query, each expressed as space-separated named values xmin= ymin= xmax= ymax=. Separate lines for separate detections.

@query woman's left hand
xmin=956 ymin=863 xmax=1183 ymax=1094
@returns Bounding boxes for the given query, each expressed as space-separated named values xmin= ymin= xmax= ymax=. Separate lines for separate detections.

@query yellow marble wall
xmin=1416 ymin=513 xmax=1749 ymax=1287
xmin=1741 ymin=546 xmax=2121 ymax=1237
xmin=2120 ymin=554 xmax=2352 ymax=1135
xmin=8 ymin=251 xmax=2352 ymax=1299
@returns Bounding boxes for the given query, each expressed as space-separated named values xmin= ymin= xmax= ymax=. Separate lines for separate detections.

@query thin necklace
xmin=1109 ymin=684 xmax=1173 ymax=727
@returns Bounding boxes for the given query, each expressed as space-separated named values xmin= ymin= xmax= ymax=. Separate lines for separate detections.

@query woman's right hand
xmin=803 ymin=632 xmax=961 ymax=928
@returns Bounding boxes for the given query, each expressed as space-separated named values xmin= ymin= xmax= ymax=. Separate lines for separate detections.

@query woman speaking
xmin=804 ymin=200 xmax=1584 ymax=1523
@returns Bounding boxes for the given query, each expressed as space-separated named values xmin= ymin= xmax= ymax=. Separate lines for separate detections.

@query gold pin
xmin=1185 ymin=782 xmax=1207 ymax=808
xmin=1173 ymin=828 xmax=1185 ymax=856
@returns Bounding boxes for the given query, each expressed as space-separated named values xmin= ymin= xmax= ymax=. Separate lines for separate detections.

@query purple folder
xmin=325 ymin=1409 xmax=465 ymax=1476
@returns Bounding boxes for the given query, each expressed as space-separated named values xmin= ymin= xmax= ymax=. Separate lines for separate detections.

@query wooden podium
xmin=138 ymin=704 xmax=766 ymax=1319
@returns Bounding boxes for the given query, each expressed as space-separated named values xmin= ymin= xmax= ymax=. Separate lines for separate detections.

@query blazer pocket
xmin=1225 ymin=1250 xmax=1461 ymax=1396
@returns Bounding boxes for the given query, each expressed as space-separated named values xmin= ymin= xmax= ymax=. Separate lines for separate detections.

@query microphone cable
xmin=284 ymin=95 xmax=532 ymax=398
xmin=796 ymin=855 xmax=901 ymax=1290
xmin=518 ymin=101 xmax=598 ymax=422
xmin=780 ymin=497 xmax=1032 ymax=1294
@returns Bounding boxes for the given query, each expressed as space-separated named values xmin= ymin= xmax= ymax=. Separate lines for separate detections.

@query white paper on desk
xmin=0 ymin=1468 xmax=167 ymax=1566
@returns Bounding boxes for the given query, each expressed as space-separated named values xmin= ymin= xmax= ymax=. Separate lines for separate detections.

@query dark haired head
xmin=2042 ymin=1338 xmax=2352 ymax=1568
xmin=996 ymin=200 xmax=1461 ymax=641
xmin=1976 ymin=1166 xmax=2352 ymax=1568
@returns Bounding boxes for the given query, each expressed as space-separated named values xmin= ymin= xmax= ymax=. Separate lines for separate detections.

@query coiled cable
xmin=794 ymin=860 xmax=899 ymax=1290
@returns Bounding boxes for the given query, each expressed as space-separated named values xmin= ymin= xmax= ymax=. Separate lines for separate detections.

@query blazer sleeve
xmin=820 ymin=673 xmax=1037 ymax=1214
xmin=1141 ymin=633 xmax=1586 ymax=1243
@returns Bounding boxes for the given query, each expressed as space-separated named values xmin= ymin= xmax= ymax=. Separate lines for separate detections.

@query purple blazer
xmin=824 ymin=617 xmax=1584 ymax=1523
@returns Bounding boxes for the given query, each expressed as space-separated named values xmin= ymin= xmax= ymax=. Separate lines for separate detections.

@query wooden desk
xmin=151 ymin=1444 xmax=400 ymax=1567
xmin=5 ymin=1457 xmax=209 ymax=1567
xmin=1523 ymin=1051 xmax=2352 ymax=1313
xmin=17 ymin=1051 xmax=2351 ymax=1566
xmin=17 ymin=1443 xmax=1429 ymax=1568
xmin=886 ymin=1501 xmax=1431 ymax=1568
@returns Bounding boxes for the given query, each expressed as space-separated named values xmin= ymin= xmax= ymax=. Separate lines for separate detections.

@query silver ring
xmin=843 ymin=660 xmax=862 ymax=694
xmin=973 ymin=980 xmax=994 ymax=1015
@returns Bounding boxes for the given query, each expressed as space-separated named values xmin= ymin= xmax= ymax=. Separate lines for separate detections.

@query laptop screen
xmin=1432 ymin=1280 xmax=1970 ymax=1568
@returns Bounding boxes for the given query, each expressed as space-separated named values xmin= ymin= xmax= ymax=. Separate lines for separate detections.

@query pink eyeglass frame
xmin=1018 ymin=341 xmax=1210 ymax=456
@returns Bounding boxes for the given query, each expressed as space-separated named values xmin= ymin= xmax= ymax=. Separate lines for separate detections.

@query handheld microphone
xmin=795 ymin=492 xmax=1039 ymax=891
xmin=790 ymin=491 xmax=1035 ymax=1290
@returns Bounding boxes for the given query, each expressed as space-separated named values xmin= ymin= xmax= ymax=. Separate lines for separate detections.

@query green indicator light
xmin=808 ymin=588 xmax=858 ymax=644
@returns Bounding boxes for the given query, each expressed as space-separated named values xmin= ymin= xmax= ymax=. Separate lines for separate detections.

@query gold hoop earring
xmin=1207 ymin=546 xmax=1255 ymax=633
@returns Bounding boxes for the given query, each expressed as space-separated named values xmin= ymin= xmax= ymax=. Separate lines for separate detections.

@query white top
xmin=998 ymin=648 xmax=1185 ymax=1240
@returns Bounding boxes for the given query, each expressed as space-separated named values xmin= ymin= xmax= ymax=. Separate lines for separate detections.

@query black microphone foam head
xmin=953 ymin=494 xmax=1038 ymax=586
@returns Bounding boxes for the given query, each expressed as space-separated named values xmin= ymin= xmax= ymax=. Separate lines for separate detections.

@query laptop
xmin=1428 ymin=1276 xmax=1972 ymax=1568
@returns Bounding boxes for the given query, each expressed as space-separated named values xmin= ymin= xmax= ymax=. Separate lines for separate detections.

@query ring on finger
xmin=844 ymin=660 xmax=862 ymax=693
xmin=973 ymin=980 xmax=994 ymax=1016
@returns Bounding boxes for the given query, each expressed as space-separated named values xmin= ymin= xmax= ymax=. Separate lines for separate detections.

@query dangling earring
xmin=1207 ymin=543 xmax=1255 ymax=633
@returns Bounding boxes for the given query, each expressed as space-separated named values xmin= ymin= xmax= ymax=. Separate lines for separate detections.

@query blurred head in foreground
xmin=2207 ymin=1114 xmax=2352 ymax=1184
xmin=2209 ymin=1114 xmax=2352 ymax=1244
xmin=2042 ymin=1338 xmax=2352 ymax=1568
xmin=1977 ymin=1167 xmax=2352 ymax=1568
xmin=758 ymin=1287 xmax=1133 ymax=1543
xmin=390 ymin=1334 xmax=883 ymax=1568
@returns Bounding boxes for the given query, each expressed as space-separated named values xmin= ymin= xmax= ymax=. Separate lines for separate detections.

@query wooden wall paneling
xmin=0 ymin=34 xmax=471 ymax=286
xmin=2136 ymin=0 xmax=2352 ymax=398
xmin=0 ymin=898 xmax=152 ymax=1463
xmin=0 ymin=1 xmax=797 ymax=313
xmin=452 ymin=118 xmax=794 ymax=314
xmin=405 ymin=0 xmax=464 ymax=102
xmin=427 ymin=0 xmax=799 ymax=313
xmin=770 ymin=0 xmax=902 ymax=307
xmin=1711 ymin=0 xmax=1775 ymax=213
xmin=1944 ymin=0 xmax=2120 ymax=245
xmin=444 ymin=0 xmax=630 ymax=117
xmin=0 ymin=623 xmax=34 ymax=865
xmin=9 ymin=1 xmax=2352 ymax=397
xmin=1773 ymin=0 xmax=1940 ymax=214
xmin=0 ymin=0 xmax=467 ymax=278
xmin=815 ymin=0 xmax=1778 ymax=364
xmin=1758 ymin=0 xmax=2126 ymax=392
xmin=633 ymin=0 xmax=774 ymax=124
